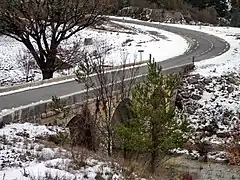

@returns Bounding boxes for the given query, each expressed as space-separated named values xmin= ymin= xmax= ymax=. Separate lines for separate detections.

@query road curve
xmin=0 ymin=18 xmax=230 ymax=112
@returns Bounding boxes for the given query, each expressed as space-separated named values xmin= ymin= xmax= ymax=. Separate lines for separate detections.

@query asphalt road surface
xmin=0 ymin=18 xmax=230 ymax=112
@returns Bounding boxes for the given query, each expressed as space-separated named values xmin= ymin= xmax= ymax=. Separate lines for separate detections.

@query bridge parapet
xmin=0 ymin=63 xmax=194 ymax=127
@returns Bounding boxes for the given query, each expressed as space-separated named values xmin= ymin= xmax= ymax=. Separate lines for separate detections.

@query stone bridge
xmin=0 ymin=63 xmax=194 ymax=127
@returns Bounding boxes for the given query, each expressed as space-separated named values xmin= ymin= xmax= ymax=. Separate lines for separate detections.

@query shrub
xmin=226 ymin=134 xmax=240 ymax=165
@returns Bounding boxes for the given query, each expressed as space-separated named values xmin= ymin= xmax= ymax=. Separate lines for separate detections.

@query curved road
xmin=0 ymin=18 xmax=230 ymax=112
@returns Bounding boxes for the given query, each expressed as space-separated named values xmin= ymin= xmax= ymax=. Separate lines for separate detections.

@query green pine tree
xmin=117 ymin=59 xmax=189 ymax=173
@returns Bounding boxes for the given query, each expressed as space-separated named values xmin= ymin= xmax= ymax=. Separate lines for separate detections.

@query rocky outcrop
xmin=179 ymin=73 xmax=240 ymax=136
xmin=118 ymin=6 xmax=187 ymax=23
xmin=177 ymin=73 xmax=240 ymax=162
xmin=117 ymin=6 xmax=229 ymax=26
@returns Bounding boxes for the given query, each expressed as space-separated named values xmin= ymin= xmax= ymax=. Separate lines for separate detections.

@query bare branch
xmin=0 ymin=0 xmax=105 ymax=79
xmin=74 ymin=40 xmax=141 ymax=156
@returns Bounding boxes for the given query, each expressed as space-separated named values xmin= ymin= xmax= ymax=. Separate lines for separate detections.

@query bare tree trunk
xmin=0 ymin=0 xmax=104 ymax=81
xmin=107 ymin=126 xmax=112 ymax=156
xmin=42 ymin=69 xmax=54 ymax=80
xmin=75 ymin=43 xmax=140 ymax=157
xmin=26 ymin=74 xmax=29 ymax=82
xmin=150 ymin=123 xmax=158 ymax=174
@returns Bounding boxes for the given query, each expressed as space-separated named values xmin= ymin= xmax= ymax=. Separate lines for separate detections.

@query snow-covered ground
xmin=2 ymin=17 xmax=240 ymax=163
xmin=0 ymin=123 xmax=126 ymax=180
xmin=165 ymin=24 xmax=240 ymax=161
xmin=107 ymin=17 xmax=240 ymax=163
xmin=0 ymin=20 xmax=188 ymax=87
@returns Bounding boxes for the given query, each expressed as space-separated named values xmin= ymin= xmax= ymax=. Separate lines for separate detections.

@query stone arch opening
xmin=111 ymin=98 xmax=135 ymax=157
xmin=66 ymin=104 xmax=96 ymax=151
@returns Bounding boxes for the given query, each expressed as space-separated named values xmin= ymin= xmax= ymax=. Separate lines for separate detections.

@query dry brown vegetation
xmin=226 ymin=134 xmax=240 ymax=165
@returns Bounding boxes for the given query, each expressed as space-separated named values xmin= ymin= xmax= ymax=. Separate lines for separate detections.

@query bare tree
xmin=75 ymin=50 xmax=96 ymax=103
xmin=17 ymin=50 xmax=38 ymax=82
xmin=0 ymin=0 xmax=106 ymax=80
xmin=75 ymin=43 xmax=140 ymax=156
